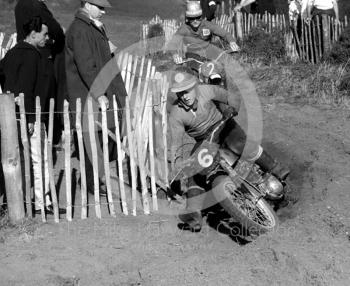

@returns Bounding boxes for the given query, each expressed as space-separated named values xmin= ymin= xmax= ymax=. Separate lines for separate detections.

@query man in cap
xmin=65 ymin=0 xmax=128 ymax=194
xmin=169 ymin=71 xmax=290 ymax=232
xmin=65 ymin=0 xmax=127 ymax=114
xmin=169 ymin=1 xmax=239 ymax=65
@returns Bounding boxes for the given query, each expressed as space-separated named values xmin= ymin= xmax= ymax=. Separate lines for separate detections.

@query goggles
xmin=188 ymin=16 xmax=202 ymax=22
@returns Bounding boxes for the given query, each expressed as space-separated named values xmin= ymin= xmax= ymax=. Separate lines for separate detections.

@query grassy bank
xmin=247 ymin=62 xmax=350 ymax=108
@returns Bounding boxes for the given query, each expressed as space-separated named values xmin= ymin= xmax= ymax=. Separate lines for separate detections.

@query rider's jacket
xmin=169 ymin=84 xmax=240 ymax=164
xmin=168 ymin=20 xmax=235 ymax=57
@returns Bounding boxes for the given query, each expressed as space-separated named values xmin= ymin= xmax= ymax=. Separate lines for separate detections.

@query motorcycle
xmin=170 ymin=114 xmax=286 ymax=236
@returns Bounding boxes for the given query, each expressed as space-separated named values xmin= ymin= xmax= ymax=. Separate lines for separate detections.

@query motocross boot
xmin=255 ymin=150 xmax=290 ymax=181
xmin=178 ymin=186 xmax=205 ymax=232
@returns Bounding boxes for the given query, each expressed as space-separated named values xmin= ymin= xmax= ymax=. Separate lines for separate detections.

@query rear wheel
xmin=212 ymin=176 xmax=279 ymax=236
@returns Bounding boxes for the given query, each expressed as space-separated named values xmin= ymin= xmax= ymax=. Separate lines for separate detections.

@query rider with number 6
xmin=169 ymin=71 xmax=290 ymax=232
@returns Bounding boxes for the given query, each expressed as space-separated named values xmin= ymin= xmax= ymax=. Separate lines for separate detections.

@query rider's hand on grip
xmin=223 ymin=106 xmax=238 ymax=119
xmin=229 ymin=41 xmax=240 ymax=53
xmin=173 ymin=54 xmax=184 ymax=65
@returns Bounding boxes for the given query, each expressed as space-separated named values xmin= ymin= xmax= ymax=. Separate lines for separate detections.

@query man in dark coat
xmin=65 ymin=0 xmax=127 ymax=117
xmin=15 ymin=0 xmax=66 ymax=145
xmin=0 ymin=17 xmax=48 ymax=123
xmin=65 ymin=0 xmax=128 ymax=194
xmin=0 ymin=16 xmax=65 ymax=215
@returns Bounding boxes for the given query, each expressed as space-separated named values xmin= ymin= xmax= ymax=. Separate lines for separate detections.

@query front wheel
xmin=212 ymin=176 xmax=279 ymax=236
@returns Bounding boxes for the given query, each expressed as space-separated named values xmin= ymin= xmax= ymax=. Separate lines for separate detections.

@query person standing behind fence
xmin=15 ymin=0 xmax=66 ymax=148
xmin=65 ymin=0 xmax=128 ymax=194
xmin=65 ymin=0 xmax=127 ymax=121
xmin=307 ymin=0 xmax=339 ymax=21
xmin=307 ymin=0 xmax=339 ymax=55
xmin=233 ymin=0 xmax=257 ymax=12
xmin=0 ymin=16 xmax=65 ymax=215
xmin=200 ymin=0 xmax=222 ymax=21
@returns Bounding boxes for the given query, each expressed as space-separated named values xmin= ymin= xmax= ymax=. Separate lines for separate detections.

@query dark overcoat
xmin=0 ymin=41 xmax=44 ymax=123
xmin=65 ymin=9 xmax=127 ymax=117
xmin=15 ymin=0 xmax=66 ymax=120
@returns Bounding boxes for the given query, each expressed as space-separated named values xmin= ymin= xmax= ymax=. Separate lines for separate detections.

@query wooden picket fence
xmin=141 ymin=11 xmax=348 ymax=64
xmin=0 ymin=51 xmax=170 ymax=223
xmin=289 ymin=15 xmax=349 ymax=63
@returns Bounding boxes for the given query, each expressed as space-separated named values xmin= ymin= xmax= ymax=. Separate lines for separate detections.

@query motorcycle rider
xmin=169 ymin=71 xmax=290 ymax=232
xmin=169 ymin=1 xmax=239 ymax=68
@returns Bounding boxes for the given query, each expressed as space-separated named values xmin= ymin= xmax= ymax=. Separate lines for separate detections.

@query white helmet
xmin=186 ymin=1 xmax=203 ymax=18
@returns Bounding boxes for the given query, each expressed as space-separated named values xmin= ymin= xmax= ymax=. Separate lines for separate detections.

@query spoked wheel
xmin=212 ymin=176 xmax=279 ymax=236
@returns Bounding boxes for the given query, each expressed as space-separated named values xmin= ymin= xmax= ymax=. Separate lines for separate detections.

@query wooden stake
xmin=128 ymin=56 xmax=139 ymax=95
xmin=100 ymin=100 xmax=116 ymax=217
xmin=121 ymin=52 xmax=129 ymax=82
xmin=124 ymin=54 xmax=133 ymax=93
xmin=125 ymin=98 xmax=137 ymax=216
xmin=63 ymin=100 xmax=72 ymax=221
xmin=136 ymin=115 xmax=150 ymax=215
xmin=113 ymin=96 xmax=128 ymax=215
xmin=308 ymin=21 xmax=314 ymax=63
xmin=316 ymin=16 xmax=322 ymax=58
xmin=87 ymin=97 xmax=101 ymax=219
xmin=149 ymin=82 xmax=157 ymax=211
xmin=161 ymin=80 xmax=169 ymax=187
xmin=47 ymin=98 xmax=59 ymax=222
xmin=312 ymin=21 xmax=319 ymax=63
xmin=35 ymin=97 xmax=46 ymax=222
xmin=76 ymin=98 xmax=87 ymax=219
xmin=0 ymin=93 xmax=25 ymax=223
xmin=17 ymin=94 xmax=32 ymax=218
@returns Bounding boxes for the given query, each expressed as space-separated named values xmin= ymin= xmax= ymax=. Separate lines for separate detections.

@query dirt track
xmin=1 ymin=1 xmax=350 ymax=285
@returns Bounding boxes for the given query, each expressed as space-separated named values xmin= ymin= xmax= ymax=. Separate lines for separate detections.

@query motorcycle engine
xmin=258 ymin=175 xmax=284 ymax=200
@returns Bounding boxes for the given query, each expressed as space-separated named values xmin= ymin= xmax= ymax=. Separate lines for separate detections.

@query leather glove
xmin=173 ymin=54 xmax=184 ymax=65
xmin=229 ymin=41 xmax=240 ymax=52
xmin=223 ymin=106 xmax=238 ymax=119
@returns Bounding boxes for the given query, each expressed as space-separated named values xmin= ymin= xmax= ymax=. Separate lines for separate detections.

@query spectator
xmin=233 ymin=0 xmax=257 ymax=12
xmin=307 ymin=0 xmax=339 ymax=21
xmin=200 ymin=0 xmax=222 ymax=21
xmin=65 ymin=0 xmax=127 ymax=119
xmin=0 ymin=16 xmax=65 ymax=215
xmin=307 ymin=0 xmax=339 ymax=54
xmin=15 ymin=0 xmax=66 ymax=147
xmin=65 ymin=0 xmax=128 ymax=194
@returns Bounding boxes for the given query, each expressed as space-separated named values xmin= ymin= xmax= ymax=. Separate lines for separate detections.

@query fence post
xmin=47 ymin=98 xmax=59 ymax=222
xmin=17 ymin=94 xmax=32 ymax=218
xmin=76 ymin=98 xmax=88 ymax=219
xmin=125 ymin=98 xmax=137 ymax=216
xmin=235 ymin=12 xmax=243 ymax=42
xmin=63 ymin=100 xmax=72 ymax=221
xmin=35 ymin=97 xmax=46 ymax=222
xmin=87 ymin=96 xmax=101 ymax=219
xmin=100 ymin=100 xmax=116 ymax=217
xmin=112 ymin=96 xmax=128 ymax=215
xmin=0 ymin=93 xmax=25 ymax=223
xmin=322 ymin=14 xmax=331 ymax=54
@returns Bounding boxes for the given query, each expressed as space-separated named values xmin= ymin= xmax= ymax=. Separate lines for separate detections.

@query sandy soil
xmin=1 ymin=1 xmax=350 ymax=286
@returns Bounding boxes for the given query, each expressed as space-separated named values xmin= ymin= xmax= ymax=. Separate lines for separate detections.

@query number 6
xmin=198 ymin=148 xmax=213 ymax=168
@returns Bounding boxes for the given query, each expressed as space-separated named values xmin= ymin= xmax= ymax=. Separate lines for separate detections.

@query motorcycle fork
xmin=219 ymin=159 xmax=266 ymax=205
